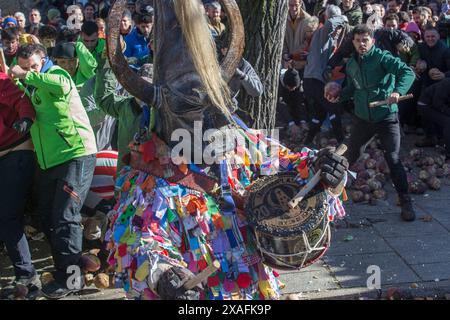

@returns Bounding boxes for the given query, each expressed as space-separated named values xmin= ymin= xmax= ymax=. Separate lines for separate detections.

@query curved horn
xmin=220 ymin=0 xmax=245 ymax=82
xmin=107 ymin=0 xmax=155 ymax=104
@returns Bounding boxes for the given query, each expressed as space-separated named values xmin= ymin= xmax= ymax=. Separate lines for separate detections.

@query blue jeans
xmin=0 ymin=150 xmax=37 ymax=278
xmin=37 ymin=154 xmax=96 ymax=283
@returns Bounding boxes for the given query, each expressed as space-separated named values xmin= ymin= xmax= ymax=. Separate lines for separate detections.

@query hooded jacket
xmin=304 ymin=15 xmax=349 ymax=83
xmin=74 ymin=40 xmax=98 ymax=89
xmin=0 ymin=72 xmax=35 ymax=152
xmin=95 ymin=66 xmax=143 ymax=171
xmin=24 ymin=60 xmax=97 ymax=169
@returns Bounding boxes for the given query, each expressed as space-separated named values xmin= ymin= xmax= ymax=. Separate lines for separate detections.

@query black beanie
xmin=52 ymin=42 xmax=77 ymax=59
xmin=284 ymin=68 xmax=301 ymax=88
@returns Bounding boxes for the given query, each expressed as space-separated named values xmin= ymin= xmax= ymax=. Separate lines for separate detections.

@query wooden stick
xmin=288 ymin=144 xmax=347 ymax=209
xmin=183 ymin=260 xmax=221 ymax=290
xmin=0 ymin=48 xmax=9 ymax=75
xmin=369 ymin=94 xmax=413 ymax=108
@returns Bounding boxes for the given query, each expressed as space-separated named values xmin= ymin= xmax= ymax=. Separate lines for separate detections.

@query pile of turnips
xmin=403 ymin=148 xmax=450 ymax=194
xmin=348 ymin=139 xmax=391 ymax=205
xmin=348 ymin=140 xmax=450 ymax=204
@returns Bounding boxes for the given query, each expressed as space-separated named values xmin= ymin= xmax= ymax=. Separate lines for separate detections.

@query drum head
xmin=245 ymin=172 xmax=329 ymax=237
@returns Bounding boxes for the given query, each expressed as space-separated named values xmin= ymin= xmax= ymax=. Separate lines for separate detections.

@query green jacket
xmin=25 ymin=65 xmax=97 ymax=169
xmin=94 ymin=66 xmax=142 ymax=171
xmin=340 ymin=46 xmax=415 ymax=123
xmin=341 ymin=4 xmax=363 ymax=27
xmin=92 ymin=38 xmax=106 ymax=69
xmin=74 ymin=40 xmax=98 ymax=89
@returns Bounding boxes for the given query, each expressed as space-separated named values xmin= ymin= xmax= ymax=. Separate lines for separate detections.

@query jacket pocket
xmin=56 ymin=129 xmax=74 ymax=148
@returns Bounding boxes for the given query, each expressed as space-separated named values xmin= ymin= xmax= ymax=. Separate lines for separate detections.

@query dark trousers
xmin=303 ymin=78 xmax=344 ymax=144
xmin=0 ymin=150 xmax=36 ymax=278
xmin=37 ymin=154 xmax=96 ymax=283
xmin=420 ymin=107 xmax=450 ymax=155
xmin=344 ymin=113 xmax=408 ymax=195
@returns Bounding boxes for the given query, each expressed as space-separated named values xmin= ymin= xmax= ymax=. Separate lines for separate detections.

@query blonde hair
xmin=173 ymin=0 xmax=233 ymax=121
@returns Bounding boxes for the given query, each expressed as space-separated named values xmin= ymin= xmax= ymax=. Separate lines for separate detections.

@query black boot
xmin=398 ymin=194 xmax=416 ymax=222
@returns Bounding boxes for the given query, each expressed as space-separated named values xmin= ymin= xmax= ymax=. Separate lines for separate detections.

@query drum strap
xmin=218 ymin=160 xmax=236 ymax=216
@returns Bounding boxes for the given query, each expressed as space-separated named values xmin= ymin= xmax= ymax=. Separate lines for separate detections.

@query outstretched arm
xmin=94 ymin=66 xmax=133 ymax=118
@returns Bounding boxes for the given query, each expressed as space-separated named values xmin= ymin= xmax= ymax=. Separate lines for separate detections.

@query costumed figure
xmin=104 ymin=0 xmax=349 ymax=300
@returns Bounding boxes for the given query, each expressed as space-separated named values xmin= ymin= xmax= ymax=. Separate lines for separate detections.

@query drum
xmin=245 ymin=172 xmax=331 ymax=270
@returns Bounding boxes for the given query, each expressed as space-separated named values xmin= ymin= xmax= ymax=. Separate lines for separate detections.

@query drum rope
xmin=255 ymin=219 xmax=332 ymax=270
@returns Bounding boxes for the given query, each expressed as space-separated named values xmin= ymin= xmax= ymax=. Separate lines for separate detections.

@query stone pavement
xmin=1 ymin=140 xmax=450 ymax=300
xmin=278 ymin=178 xmax=450 ymax=300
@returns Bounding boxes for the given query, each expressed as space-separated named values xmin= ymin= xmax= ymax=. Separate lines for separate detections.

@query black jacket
xmin=419 ymin=78 xmax=450 ymax=116
xmin=418 ymin=40 xmax=450 ymax=87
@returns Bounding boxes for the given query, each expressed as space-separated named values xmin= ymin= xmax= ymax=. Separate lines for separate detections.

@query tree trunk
xmin=236 ymin=0 xmax=288 ymax=130
xmin=0 ymin=0 xmax=33 ymax=15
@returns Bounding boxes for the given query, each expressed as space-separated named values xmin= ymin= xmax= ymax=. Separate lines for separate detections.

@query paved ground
xmin=1 ymin=134 xmax=450 ymax=300
xmin=278 ymin=180 xmax=450 ymax=300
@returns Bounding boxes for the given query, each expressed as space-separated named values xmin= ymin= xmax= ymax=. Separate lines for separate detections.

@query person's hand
xmin=9 ymin=65 xmax=28 ymax=80
xmin=283 ymin=53 xmax=292 ymax=62
xmin=156 ymin=266 xmax=200 ymax=300
xmin=12 ymin=118 xmax=33 ymax=134
xmin=415 ymin=60 xmax=427 ymax=73
xmin=235 ymin=68 xmax=246 ymax=80
xmin=314 ymin=146 xmax=349 ymax=188
xmin=387 ymin=92 xmax=400 ymax=105
xmin=324 ymin=82 xmax=341 ymax=103
xmin=429 ymin=68 xmax=445 ymax=81
xmin=28 ymin=34 xmax=41 ymax=44
xmin=323 ymin=66 xmax=333 ymax=83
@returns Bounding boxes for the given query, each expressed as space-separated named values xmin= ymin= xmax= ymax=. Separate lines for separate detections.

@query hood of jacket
xmin=304 ymin=15 xmax=349 ymax=82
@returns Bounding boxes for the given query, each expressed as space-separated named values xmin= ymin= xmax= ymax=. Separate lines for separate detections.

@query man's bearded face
xmin=207 ymin=8 xmax=221 ymax=24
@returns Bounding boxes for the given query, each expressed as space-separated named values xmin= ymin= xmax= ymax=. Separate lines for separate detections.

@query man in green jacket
xmin=94 ymin=62 xmax=154 ymax=173
xmin=79 ymin=21 xmax=106 ymax=69
xmin=52 ymin=41 xmax=98 ymax=89
xmin=9 ymin=44 xmax=98 ymax=299
xmin=325 ymin=24 xmax=416 ymax=222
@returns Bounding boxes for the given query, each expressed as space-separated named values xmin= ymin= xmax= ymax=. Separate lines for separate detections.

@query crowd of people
xmin=0 ymin=0 xmax=449 ymax=300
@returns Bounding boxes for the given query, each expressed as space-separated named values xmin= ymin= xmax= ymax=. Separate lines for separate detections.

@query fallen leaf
xmin=410 ymin=283 xmax=419 ymax=289
xmin=420 ymin=215 xmax=433 ymax=222
xmin=344 ymin=235 xmax=354 ymax=241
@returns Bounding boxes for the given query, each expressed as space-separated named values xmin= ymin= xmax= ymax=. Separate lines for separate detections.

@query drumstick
xmin=369 ymin=94 xmax=413 ymax=108
xmin=288 ymin=144 xmax=347 ymax=209
xmin=183 ymin=260 xmax=220 ymax=291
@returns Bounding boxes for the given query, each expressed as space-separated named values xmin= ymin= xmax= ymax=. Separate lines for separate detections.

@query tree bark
xmin=236 ymin=0 xmax=288 ymax=130
xmin=0 ymin=0 xmax=33 ymax=15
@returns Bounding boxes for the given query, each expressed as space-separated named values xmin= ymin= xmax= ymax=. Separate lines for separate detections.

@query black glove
xmin=315 ymin=147 xmax=349 ymax=188
xmin=156 ymin=266 xmax=201 ymax=300
xmin=12 ymin=118 xmax=33 ymax=135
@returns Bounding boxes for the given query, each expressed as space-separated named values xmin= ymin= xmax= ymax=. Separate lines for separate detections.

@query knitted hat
xmin=47 ymin=8 xmax=61 ymax=21
xmin=405 ymin=22 xmax=421 ymax=36
xmin=53 ymin=42 xmax=77 ymax=59
xmin=284 ymin=68 xmax=301 ymax=88
xmin=2 ymin=17 xmax=17 ymax=29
